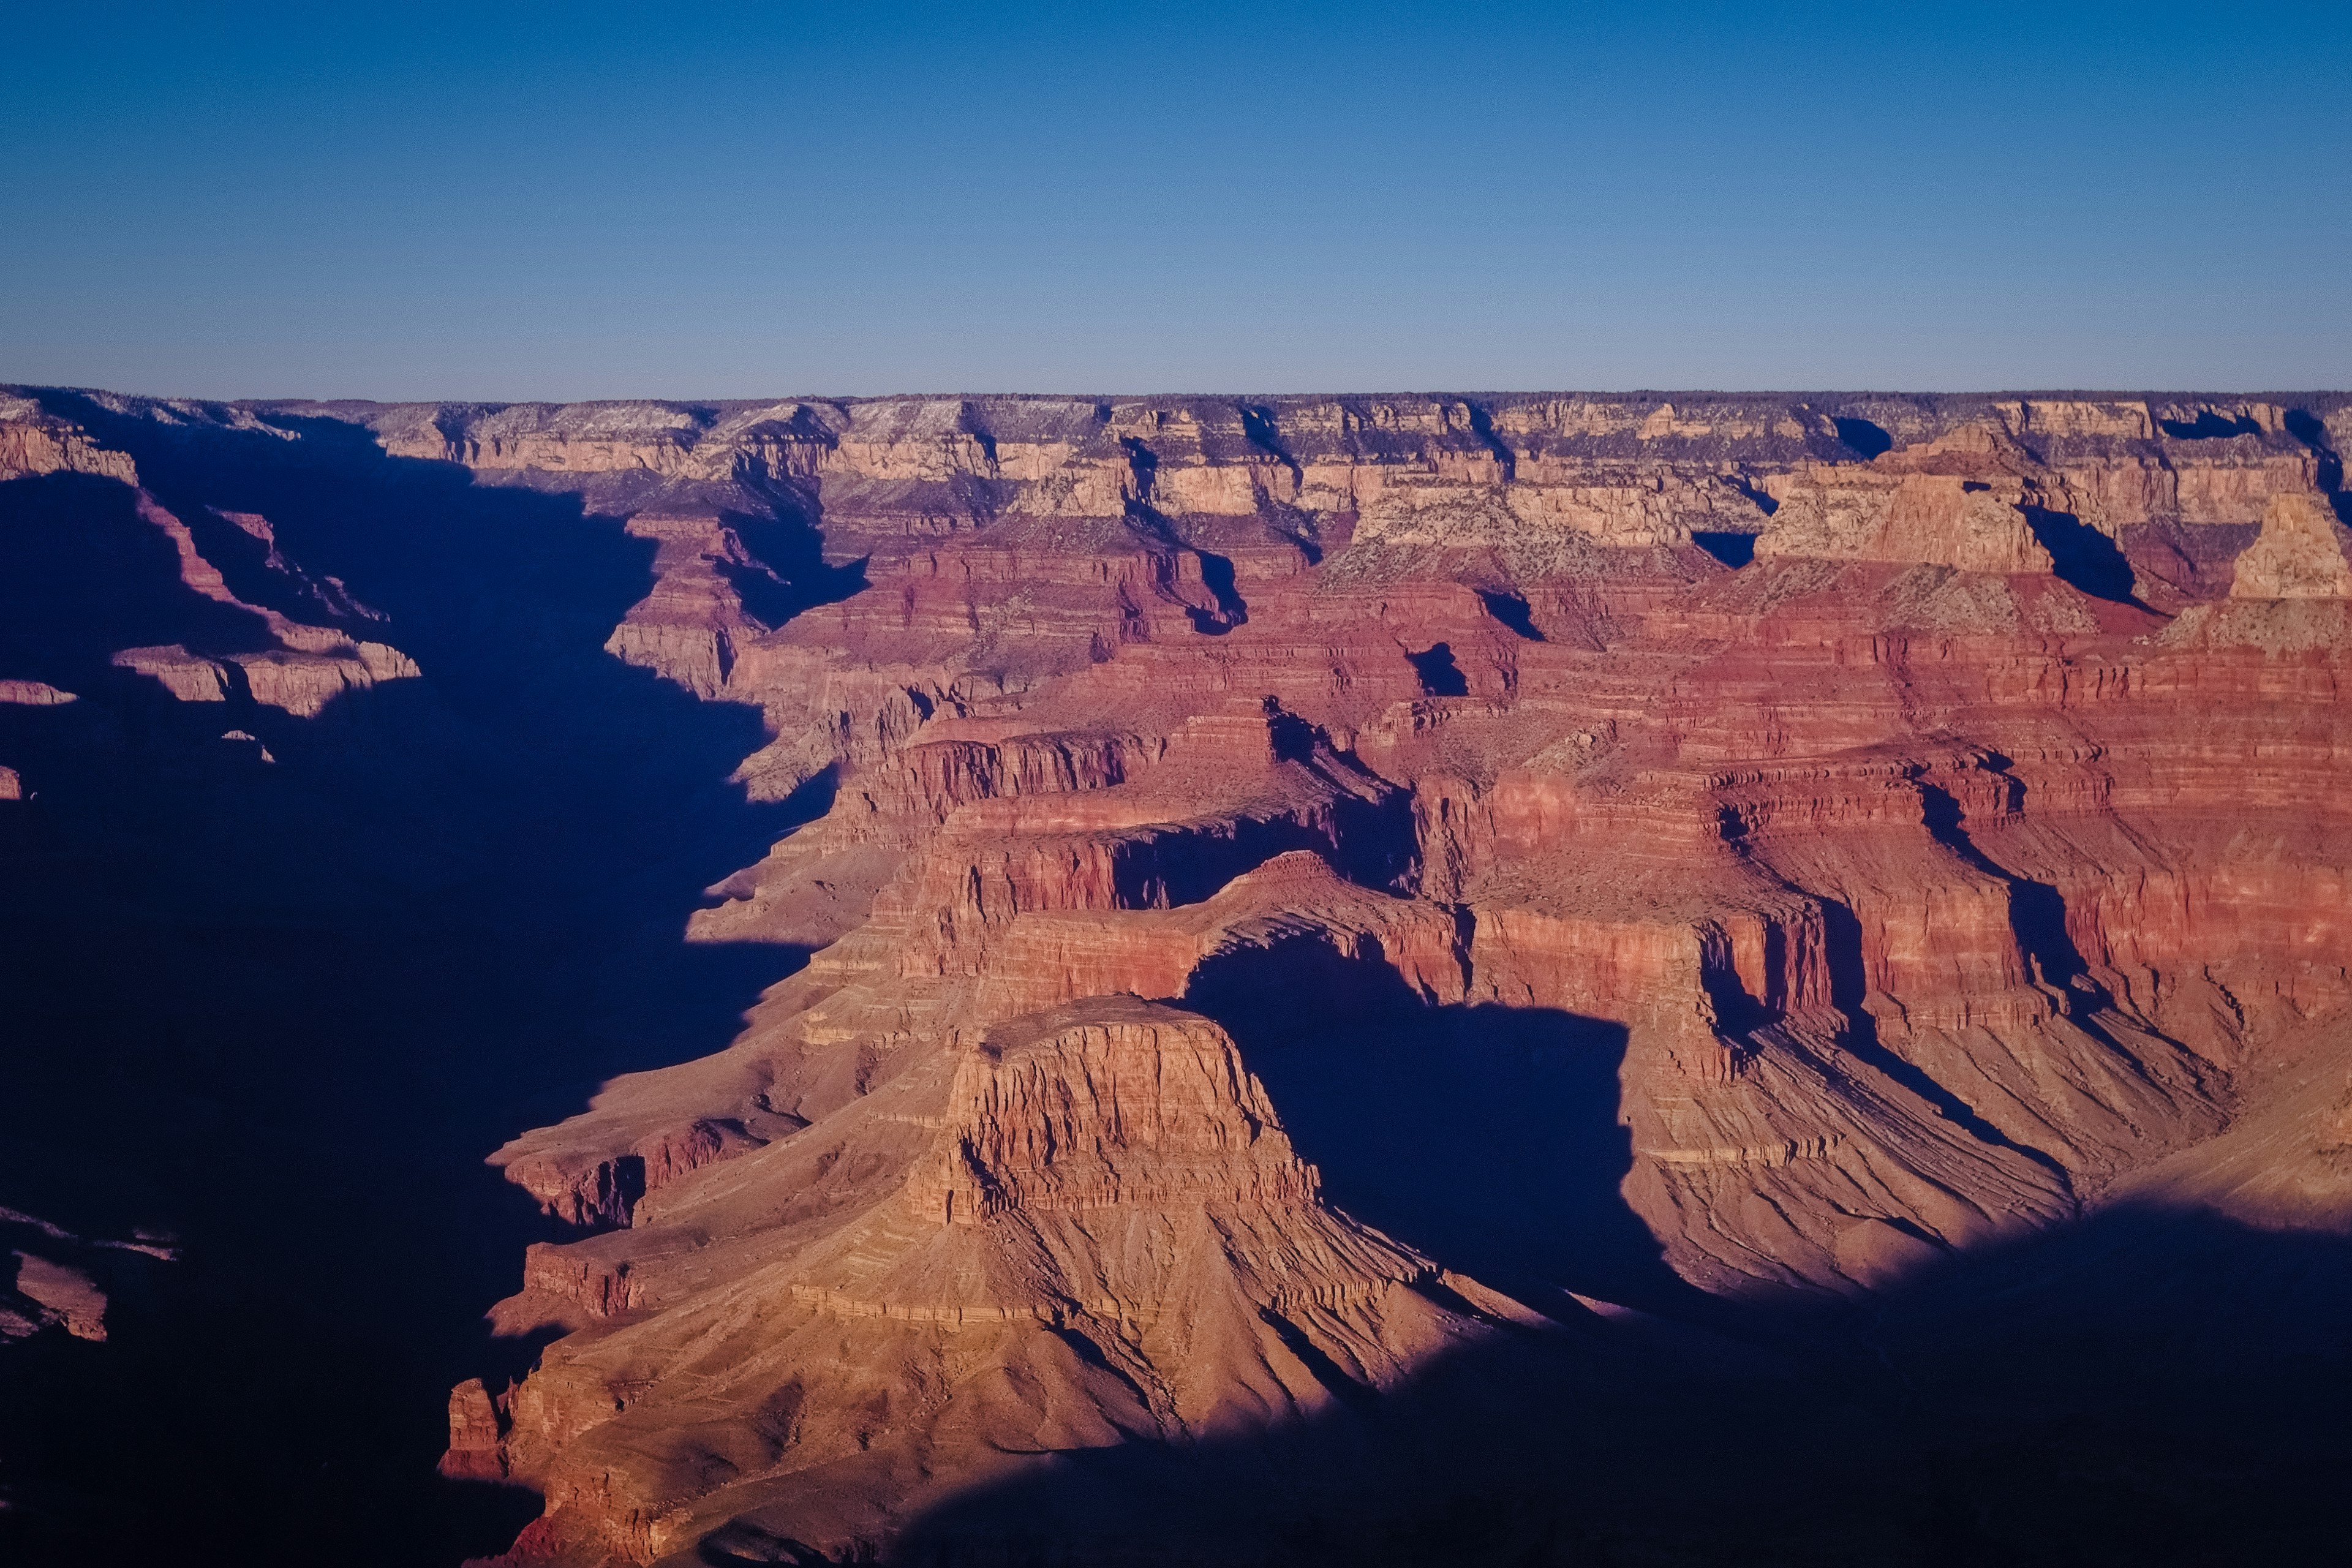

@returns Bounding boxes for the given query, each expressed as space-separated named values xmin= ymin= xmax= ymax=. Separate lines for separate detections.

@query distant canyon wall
xmin=6 ymin=386 xmax=2352 ymax=1566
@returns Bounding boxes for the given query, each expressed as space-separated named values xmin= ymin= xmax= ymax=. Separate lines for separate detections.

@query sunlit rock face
xmin=6 ymin=387 xmax=2352 ymax=1566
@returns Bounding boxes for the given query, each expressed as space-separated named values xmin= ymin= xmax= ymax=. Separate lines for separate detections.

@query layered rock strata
xmin=291 ymin=388 xmax=2345 ymax=1564
xmin=8 ymin=386 xmax=2352 ymax=1565
xmin=458 ymin=999 xmax=1487 ymax=1564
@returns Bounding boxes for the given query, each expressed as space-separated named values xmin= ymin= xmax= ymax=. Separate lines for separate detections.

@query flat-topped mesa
xmin=2157 ymin=488 xmax=2352 ymax=650
xmin=835 ymin=703 xmax=1404 ymax=981
xmin=1816 ymin=398 xmax=2324 ymax=527
xmin=107 ymin=641 xmax=419 ymax=715
xmin=1747 ymin=405 xmax=2336 ymax=578
xmin=1997 ymin=398 xmax=2323 ymax=528
xmin=827 ymin=396 xmax=1098 ymax=484
xmin=841 ymin=724 xmax=1166 ymax=829
xmin=368 ymin=399 xmax=831 ymax=481
xmin=274 ymin=392 xmax=2329 ymax=544
xmin=1349 ymin=471 xmax=1730 ymax=554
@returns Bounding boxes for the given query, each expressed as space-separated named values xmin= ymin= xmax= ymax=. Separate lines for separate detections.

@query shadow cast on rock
xmin=0 ymin=407 xmax=831 ymax=1566
xmin=1180 ymin=936 xmax=1690 ymax=1317
xmin=2021 ymin=506 xmax=2140 ymax=606
xmin=874 ymin=927 xmax=2352 ymax=1566
xmin=888 ymin=1204 xmax=2352 ymax=1567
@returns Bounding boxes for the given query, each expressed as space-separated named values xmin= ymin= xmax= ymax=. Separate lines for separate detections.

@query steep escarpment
xmin=455 ymin=999 xmax=1499 ymax=1566
xmin=334 ymin=388 xmax=2352 ymax=1564
xmin=5 ymin=387 xmax=2351 ymax=1566
xmin=0 ymin=391 xmax=796 ymax=1566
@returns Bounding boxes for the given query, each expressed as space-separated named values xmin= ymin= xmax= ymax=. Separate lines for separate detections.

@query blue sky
xmin=4 ymin=2 xmax=2346 ymax=399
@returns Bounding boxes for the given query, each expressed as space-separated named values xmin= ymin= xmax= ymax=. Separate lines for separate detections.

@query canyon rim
xmin=2 ymin=387 xmax=2351 ymax=1566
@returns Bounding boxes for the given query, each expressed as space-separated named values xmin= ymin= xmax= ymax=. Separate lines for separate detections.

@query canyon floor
xmin=2 ymin=388 xmax=2350 ymax=1566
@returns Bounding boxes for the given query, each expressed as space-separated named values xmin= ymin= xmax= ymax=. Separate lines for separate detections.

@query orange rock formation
xmin=5 ymin=386 xmax=2351 ymax=1566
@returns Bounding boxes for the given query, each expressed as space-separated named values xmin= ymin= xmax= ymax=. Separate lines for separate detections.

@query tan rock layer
xmin=14 ymin=385 xmax=2352 ymax=1566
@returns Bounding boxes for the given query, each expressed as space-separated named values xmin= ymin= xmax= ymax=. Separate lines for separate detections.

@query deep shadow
xmin=0 ymin=401 xmax=832 ymax=1566
xmin=2285 ymin=407 xmax=2350 ymax=522
xmin=1119 ymin=436 xmax=1159 ymax=496
xmin=2158 ymin=410 xmax=2261 ymax=440
xmin=1403 ymin=643 xmax=1468 ymax=697
xmin=1476 ymin=589 xmax=1544 ymax=640
xmin=889 ymin=1205 xmax=2352 ymax=1566
xmin=1180 ymin=935 xmax=1681 ymax=1313
xmin=0 ymin=473 xmax=282 ymax=673
xmin=1237 ymin=404 xmax=1303 ymax=491
xmin=1191 ymin=549 xmax=1246 ymax=630
xmin=1818 ymin=893 xmax=2068 ymax=1185
xmin=721 ymin=509 xmax=869 ymax=629
xmin=1111 ymin=766 xmax=1418 ymax=907
xmin=2119 ymin=519 xmax=2260 ymax=605
xmin=1834 ymin=415 xmax=1893 ymax=459
xmin=1690 ymin=530 xmax=1757 ymax=568
xmin=1727 ymin=471 xmax=1780 ymax=516
xmin=1121 ymin=493 xmax=1246 ymax=635
xmin=2007 ymin=880 xmax=2092 ymax=987
xmin=1461 ymin=402 xmax=1519 ymax=481
xmin=900 ymin=907 xmax=2352 ymax=1559
xmin=2022 ymin=505 xmax=2139 ymax=604
xmin=1918 ymin=782 xmax=2112 ymax=1014
xmin=2285 ymin=407 xmax=2341 ymax=477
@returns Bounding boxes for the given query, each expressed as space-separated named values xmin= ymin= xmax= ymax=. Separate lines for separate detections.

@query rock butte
xmin=4 ymin=388 xmax=2352 ymax=1565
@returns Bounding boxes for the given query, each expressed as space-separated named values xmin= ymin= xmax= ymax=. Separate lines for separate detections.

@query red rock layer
xmin=311 ymin=390 xmax=2350 ymax=1565
xmin=13 ymin=385 xmax=2352 ymax=1564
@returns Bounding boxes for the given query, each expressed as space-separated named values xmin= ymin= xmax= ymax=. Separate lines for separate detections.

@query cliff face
xmin=5 ymin=387 xmax=2352 ymax=1566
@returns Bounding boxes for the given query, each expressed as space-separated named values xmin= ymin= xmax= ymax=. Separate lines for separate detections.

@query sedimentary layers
xmin=6 ymin=387 xmax=2351 ymax=1564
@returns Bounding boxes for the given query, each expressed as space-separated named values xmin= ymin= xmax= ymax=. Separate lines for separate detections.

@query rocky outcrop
xmin=0 ymin=401 xmax=139 ymax=485
xmin=10 ymin=383 xmax=2352 ymax=1565
xmin=2230 ymin=491 xmax=2352 ymax=600
xmin=110 ymin=638 xmax=420 ymax=716
xmin=0 ymin=1200 xmax=175 ymax=1345
xmin=601 ymin=514 xmax=786 ymax=696
xmin=1756 ymin=470 xmax=2055 ymax=573
xmin=0 ymin=469 xmax=429 ymax=718
xmin=472 ymin=999 xmax=1479 ymax=1566
xmin=371 ymin=386 xmax=2352 ymax=1562
xmin=394 ymin=388 xmax=2352 ymax=1562
xmin=6 ymin=1249 xmax=107 ymax=1341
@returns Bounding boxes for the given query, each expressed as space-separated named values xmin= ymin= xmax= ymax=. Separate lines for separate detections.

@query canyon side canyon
xmin=2 ymin=387 xmax=2351 ymax=1566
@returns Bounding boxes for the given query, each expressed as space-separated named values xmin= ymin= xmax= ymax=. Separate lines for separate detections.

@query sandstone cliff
xmin=279 ymin=386 xmax=2346 ymax=1564
xmin=6 ymin=385 xmax=2351 ymax=1566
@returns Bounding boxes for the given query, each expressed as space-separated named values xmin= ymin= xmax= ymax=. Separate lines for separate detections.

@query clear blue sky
xmin=5 ymin=2 xmax=2346 ymax=400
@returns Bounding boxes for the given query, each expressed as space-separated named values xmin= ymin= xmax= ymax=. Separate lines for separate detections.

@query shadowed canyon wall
xmin=2 ymin=388 xmax=2350 ymax=1566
